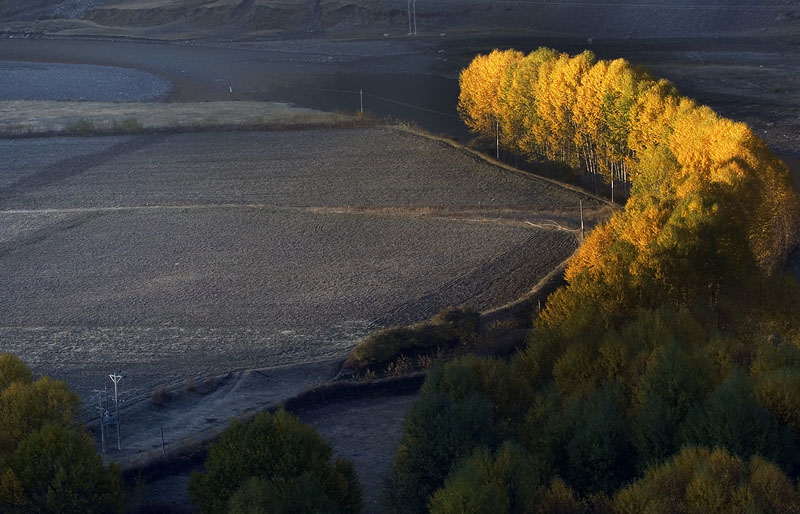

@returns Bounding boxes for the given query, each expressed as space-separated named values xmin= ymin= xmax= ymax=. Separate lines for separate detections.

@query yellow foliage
xmin=539 ymin=478 xmax=584 ymax=514
xmin=459 ymin=47 xmax=800 ymax=276
xmin=613 ymin=447 xmax=800 ymax=514
xmin=498 ymin=47 xmax=560 ymax=156
xmin=564 ymin=216 xmax=620 ymax=281
xmin=628 ymin=79 xmax=679 ymax=157
xmin=458 ymin=49 xmax=522 ymax=137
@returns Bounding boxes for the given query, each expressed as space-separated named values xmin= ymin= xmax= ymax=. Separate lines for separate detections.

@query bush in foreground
xmin=0 ymin=353 xmax=124 ymax=514
xmin=188 ymin=410 xmax=362 ymax=514
xmin=384 ymin=356 xmax=532 ymax=514
xmin=428 ymin=442 xmax=544 ymax=514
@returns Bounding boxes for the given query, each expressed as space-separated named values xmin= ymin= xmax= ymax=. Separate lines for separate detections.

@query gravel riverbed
xmin=0 ymin=60 xmax=172 ymax=101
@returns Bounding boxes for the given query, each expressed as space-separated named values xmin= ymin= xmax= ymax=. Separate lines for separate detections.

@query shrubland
xmin=385 ymin=48 xmax=800 ymax=513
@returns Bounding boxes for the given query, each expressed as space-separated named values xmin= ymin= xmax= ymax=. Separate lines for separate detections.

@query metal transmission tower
xmin=109 ymin=373 xmax=123 ymax=451
xmin=408 ymin=0 xmax=417 ymax=35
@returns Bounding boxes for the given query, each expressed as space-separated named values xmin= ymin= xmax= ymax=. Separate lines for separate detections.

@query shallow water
xmin=0 ymin=38 xmax=470 ymax=139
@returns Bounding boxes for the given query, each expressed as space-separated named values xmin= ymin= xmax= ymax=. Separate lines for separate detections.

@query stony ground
xmin=0 ymin=60 xmax=171 ymax=101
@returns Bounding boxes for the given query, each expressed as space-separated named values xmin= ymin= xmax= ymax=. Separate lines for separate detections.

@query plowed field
xmin=0 ymin=127 xmax=603 ymax=402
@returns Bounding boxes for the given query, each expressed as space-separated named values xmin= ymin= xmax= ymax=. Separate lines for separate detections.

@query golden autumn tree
xmin=457 ymin=49 xmax=522 ymax=138
xmin=497 ymin=47 xmax=560 ymax=158
xmin=531 ymin=51 xmax=596 ymax=166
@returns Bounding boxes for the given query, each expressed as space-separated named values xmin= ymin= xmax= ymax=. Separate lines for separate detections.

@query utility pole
xmin=109 ymin=373 xmax=123 ymax=451
xmin=496 ymin=120 xmax=499 ymax=159
xmin=408 ymin=0 xmax=417 ymax=35
xmin=413 ymin=0 xmax=417 ymax=35
xmin=360 ymin=89 xmax=363 ymax=114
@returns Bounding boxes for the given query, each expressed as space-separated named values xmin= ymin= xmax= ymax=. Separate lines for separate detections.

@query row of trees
xmin=459 ymin=48 xmax=799 ymax=270
xmin=384 ymin=49 xmax=800 ymax=513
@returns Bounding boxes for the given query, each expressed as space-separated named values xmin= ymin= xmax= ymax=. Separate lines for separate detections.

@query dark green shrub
xmin=0 ymin=354 xmax=123 ymax=514
xmin=150 ymin=386 xmax=173 ymax=407
xmin=434 ymin=355 xmax=533 ymax=433
xmin=429 ymin=442 xmax=544 ymax=514
xmin=346 ymin=326 xmax=418 ymax=369
xmin=384 ymin=362 xmax=500 ymax=514
xmin=0 ymin=424 xmax=124 ymax=514
xmin=346 ymin=307 xmax=479 ymax=371
xmin=524 ymin=384 xmax=634 ymax=496
xmin=632 ymin=342 xmax=706 ymax=470
xmin=65 ymin=118 xmax=94 ymax=135
xmin=188 ymin=410 xmax=361 ymax=514
xmin=226 ymin=467 xmax=359 ymax=514
xmin=678 ymin=370 xmax=798 ymax=474
xmin=632 ymin=395 xmax=677 ymax=472
xmin=429 ymin=306 xmax=480 ymax=335
xmin=754 ymin=367 xmax=800 ymax=433
xmin=113 ymin=117 xmax=143 ymax=133
xmin=561 ymin=386 xmax=634 ymax=495
xmin=537 ymin=479 xmax=593 ymax=514
xmin=0 ymin=353 xmax=32 ymax=390
xmin=0 ymin=361 xmax=80 ymax=461
xmin=613 ymin=447 xmax=800 ymax=514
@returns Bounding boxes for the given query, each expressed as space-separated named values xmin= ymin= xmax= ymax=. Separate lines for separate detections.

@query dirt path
xmin=298 ymin=394 xmax=418 ymax=514
xmin=137 ymin=389 xmax=417 ymax=513
xmin=94 ymin=360 xmax=343 ymax=470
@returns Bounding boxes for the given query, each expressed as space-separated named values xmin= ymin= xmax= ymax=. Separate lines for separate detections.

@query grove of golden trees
xmin=385 ymin=49 xmax=800 ymax=513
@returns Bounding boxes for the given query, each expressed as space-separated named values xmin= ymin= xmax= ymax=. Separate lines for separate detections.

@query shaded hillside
xmin=0 ymin=0 xmax=61 ymax=20
xmin=83 ymin=0 xmax=800 ymax=37
xmin=2 ymin=0 xmax=798 ymax=38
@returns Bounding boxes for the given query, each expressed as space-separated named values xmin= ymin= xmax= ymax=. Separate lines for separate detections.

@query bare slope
xmin=2 ymin=0 xmax=797 ymax=38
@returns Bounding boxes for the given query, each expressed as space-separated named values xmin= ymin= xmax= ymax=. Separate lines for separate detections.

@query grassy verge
xmin=344 ymin=307 xmax=481 ymax=374
xmin=0 ymin=100 xmax=377 ymax=138
xmin=343 ymin=305 xmax=535 ymax=379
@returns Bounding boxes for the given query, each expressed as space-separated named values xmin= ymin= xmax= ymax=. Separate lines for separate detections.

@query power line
xmin=295 ymin=85 xmax=460 ymax=118
xmin=363 ymin=91 xmax=460 ymax=118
